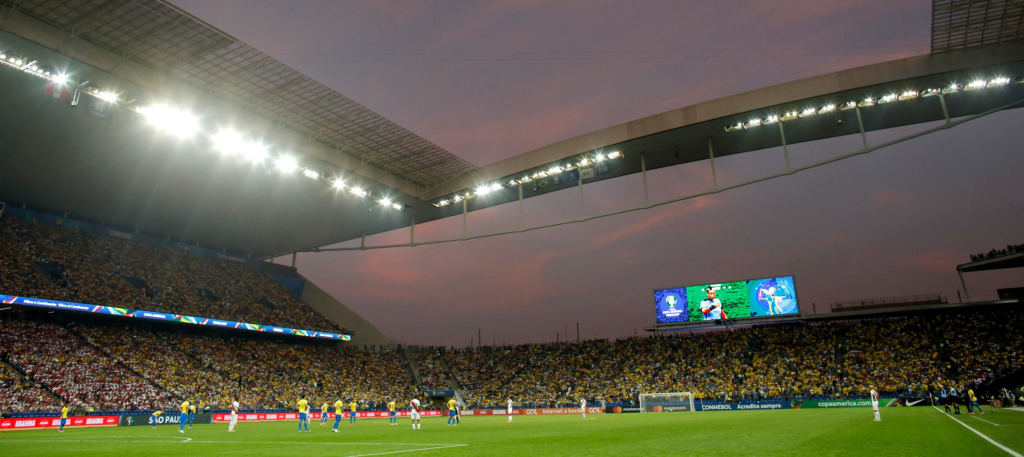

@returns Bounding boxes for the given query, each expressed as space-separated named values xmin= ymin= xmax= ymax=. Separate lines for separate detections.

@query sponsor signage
xmin=695 ymin=401 xmax=791 ymax=411
xmin=0 ymin=294 xmax=350 ymax=341
xmin=119 ymin=414 xmax=212 ymax=426
xmin=791 ymin=400 xmax=876 ymax=409
xmin=1 ymin=416 xmax=119 ymax=430
xmin=424 ymin=390 xmax=456 ymax=397
xmin=212 ymin=411 xmax=444 ymax=422
xmin=606 ymin=406 xmax=642 ymax=413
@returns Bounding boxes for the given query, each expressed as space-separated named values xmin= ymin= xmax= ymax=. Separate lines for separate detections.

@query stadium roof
xmin=2 ymin=0 xmax=477 ymax=189
xmin=932 ymin=0 xmax=1024 ymax=54
xmin=4 ymin=1 xmax=1024 ymax=258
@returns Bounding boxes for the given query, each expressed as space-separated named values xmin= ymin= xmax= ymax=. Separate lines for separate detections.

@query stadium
xmin=0 ymin=0 xmax=1023 ymax=455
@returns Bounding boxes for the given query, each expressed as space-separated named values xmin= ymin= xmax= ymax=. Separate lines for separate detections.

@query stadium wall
xmin=300 ymin=277 xmax=396 ymax=347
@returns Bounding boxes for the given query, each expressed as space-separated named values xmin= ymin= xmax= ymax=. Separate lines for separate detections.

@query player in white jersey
xmin=507 ymin=398 xmax=514 ymax=423
xmin=580 ymin=398 xmax=587 ymax=419
xmin=228 ymin=398 xmax=239 ymax=432
xmin=870 ymin=388 xmax=881 ymax=421
xmin=409 ymin=398 xmax=422 ymax=430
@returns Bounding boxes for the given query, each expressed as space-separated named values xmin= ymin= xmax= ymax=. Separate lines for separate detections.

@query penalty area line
xmin=933 ymin=406 xmax=1022 ymax=457
xmin=341 ymin=444 xmax=468 ymax=457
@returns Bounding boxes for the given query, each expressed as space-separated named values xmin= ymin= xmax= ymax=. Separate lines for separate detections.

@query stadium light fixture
xmin=921 ymin=88 xmax=940 ymax=97
xmin=965 ymin=80 xmax=987 ymax=91
xmin=858 ymin=98 xmax=876 ymax=107
xmin=898 ymin=91 xmax=918 ymax=101
xmin=745 ymin=118 xmax=762 ymax=128
xmin=52 ymin=73 xmax=68 ymax=85
xmin=724 ymin=123 xmax=744 ymax=132
xmin=781 ymin=111 xmax=798 ymax=121
xmin=391 ymin=203 xmax=403 ymax=210
xmin=433 ymin=199 xmax=450 ymax=207
xmin=799 ymin=108 xmax=817 ymax=117
xmin=348 ymin=187 xmax=367 ymax=197
xmin=839 ymin=101 xmax=857 ymax=111
xmin=578 ymin=157 xmax=591 ymax=166
xmin=878 ymin=94 xmax=897 ymax=104
xmin=138 ymin=106 xmax=200 ymax=138
xmin=95 ymin=91 xmax=118 ymax=102
xmin=988 ymin=77 xmax=1010 ymax=87
xmin=818 ymin=104 xmax=836 ymax=114
xmin=548 ymin=166 xmax=564 ymax=174
xmin=212 ymin=130 xmax=245 ymax=155
xmin=943 ymin=84 xmax=960 ymax=94
xmin=380 ymin=198 xmax=392 ymax=207
xmin=764 ymin=114 xmax=780 ymax=124
xmin=275 ymin=156 xmax=299 ymax=173
xmin=302 ymin=168 xmax=319 ymax=180
xmin=331 ymin=178 xmax=345 ymax=190
xmin=608 ymin=151 xmax=622 ymax=159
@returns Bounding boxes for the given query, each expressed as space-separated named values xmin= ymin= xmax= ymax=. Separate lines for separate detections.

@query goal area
xmin=639 ymin=392 xmax=695 ymax=413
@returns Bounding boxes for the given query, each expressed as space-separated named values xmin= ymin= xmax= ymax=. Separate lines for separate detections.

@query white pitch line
xmin=341 ymin=444 xmax=468 ymax=457
xmin=933 ymin=407 xmax=1022 ymax=457
xmin=972 ymin=415 xmax=1002 ymax=426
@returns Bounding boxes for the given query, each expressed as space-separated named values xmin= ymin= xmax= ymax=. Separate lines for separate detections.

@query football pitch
xmin=3 ymin=407 xmax=1023 ymax=456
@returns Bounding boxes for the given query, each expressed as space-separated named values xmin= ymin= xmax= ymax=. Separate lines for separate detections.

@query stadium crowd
xmin=970 ymin=243 xmax=1024 ymax=261
xmin=0 ymin=316 xmax=176 ymax=412
xmin=0 ymin=217 xmax=342 ymax=332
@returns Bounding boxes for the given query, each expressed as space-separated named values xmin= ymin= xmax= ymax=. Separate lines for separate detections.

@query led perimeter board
xmin=654 ymin=276 xmax=798 ymax=325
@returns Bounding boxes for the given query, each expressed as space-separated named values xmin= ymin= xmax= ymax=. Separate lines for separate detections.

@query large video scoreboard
xmin=654 ymin=276 xmax=799 ymax=325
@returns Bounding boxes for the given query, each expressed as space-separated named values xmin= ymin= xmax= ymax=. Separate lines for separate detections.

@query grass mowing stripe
xmin=933 ymin=406 xmax=1023 ymax=457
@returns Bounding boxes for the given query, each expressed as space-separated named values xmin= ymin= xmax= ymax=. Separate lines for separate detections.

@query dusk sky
xmin=175 ymin=0 xmax=1024 ymax=347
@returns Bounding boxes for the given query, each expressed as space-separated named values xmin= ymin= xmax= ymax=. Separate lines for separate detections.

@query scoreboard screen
xmin=654 ymin=276 xmax=798 ymax=324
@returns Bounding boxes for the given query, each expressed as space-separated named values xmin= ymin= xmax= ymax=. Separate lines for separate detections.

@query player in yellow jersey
xmin=150 ymin=410 xmax=163 ymax=428
xmin=178 ymin=400 xmax=190 ymax=434
xmin=331 ymin=399 xmax=343 ymax=432
xmin=968 ymin=389 xmax=984 ymax=415
xmin=348 ymin=400 xmax=358 ymax=424
xmin=188 ymin=402 xmax=196 ymax=429
xmin=387 ymin=397 xmax=397 ymax=426
xmin=447 ymin=398 xmax=457 ymax=426
xmin=58 ymin=405 xmax=69 ymax=432
xmin=297 ymin=397 xmax=310 ymax=432
xmin=320 ymin=402 xmax=329 ymax=426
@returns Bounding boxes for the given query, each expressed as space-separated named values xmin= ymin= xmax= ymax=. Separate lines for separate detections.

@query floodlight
xmin=745 ymin=118 xmax=762 ymax=128
xmin=898 ymin=91 xmax=918 ymax=101
xmin=548 ymin=166 xmax=563 ymax=174
xmin=302 ymin=168 xmax=319 ymax=180
xmin=839 ymin=101 xmax=856 ymax=111
xmin=331 ymin=179 xmax=345 ymax=190
xmin=391 ymin=203 xmax=402 ymax=210
xmin=212 ymin=130 xmax=244 ymax=154
xmin=578 ymin=158 xmax=591 ymax=166
xmin=490 ymin=183 xmax=502 ymax=192
xmin=818 ymin=104 xmax=835 ymax=114
xmin=921 ymin=88 xmax=940 ymax=97
xmin=520 ymin=176 xmax=533 ymax=182
xmin=879 ymin=94 xmax=897 ymax=104
xmin=95 ymin=91 xmax=118 ymax=102
xmin=138 ymin=106 xmax=199 ymax=138
xmin=943 ymin=84 xmax=960 ymax=94
xmin=348 ymin=187 xmax=367 ymax=197
xmin=380 ymin=198 xmax=392 ymax=206
xmin=275 ymin=156 xmax=299 ymax=173
xmin=799 ymin=108 xmax=816 ymax=117
xmin=965 ymin=80 xmax=987 ymax=91
xmin=781 ymin=111 xmax=798 ymax=121
xmin=508 ymin=180 xmax=518 ymax=186
xmin=52 ymin=74 xmax=68 ymax=85
xmin=988 ymin=77 xmax=1010 ymax=87
xmin=858 ymin=98 xmax=875 ymax=107
xmin=724 ymin=123 xmax=744 ymax=132
xmin=764 ymin=115 xmax=780 ymax=124
xmin=608 ymin=151 xmax=621 ymax=159
xmin=435 ymin=200 xmax=450 ymax=207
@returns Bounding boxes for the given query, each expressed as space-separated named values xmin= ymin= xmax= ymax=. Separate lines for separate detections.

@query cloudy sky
xmin=175 ymin=0 xmax=1024 ymax=346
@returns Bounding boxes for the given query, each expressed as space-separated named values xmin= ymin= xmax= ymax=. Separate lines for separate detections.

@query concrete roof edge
xmin=424 ymin=44 xmax=1024 ymax=200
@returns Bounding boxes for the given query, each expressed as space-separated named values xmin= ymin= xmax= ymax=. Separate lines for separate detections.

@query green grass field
xmin=3 ymin=407 xmax=1023 ymax=456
